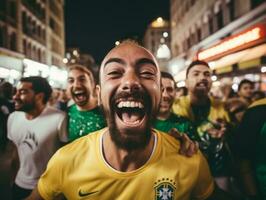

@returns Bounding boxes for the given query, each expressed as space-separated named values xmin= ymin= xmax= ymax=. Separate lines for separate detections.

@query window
xmin=9 ymin=1 xmax=16 ymax=19
xmin=37 ymin=49 xmax=41 ymax=61
xmin=49 ymin=18 xmax=55 ymax=30
xmin=197 ymin=26 xmax=202 ymax=42
xmin=22 ymin=12 xmax=27 ymax=33
xmin=0 ymin=27 xmax=4 ymax=46
xmin=228 ymin=0 xmax=234 ymax=21
xmin=37 ymin=25 xmax=41 ymax=37
xmin=27 ymin=43 xmax=31 ymax=58
xmin=32 ymin=46 xmax=36 ymax=60
xmin=217 ymin=8 xmax=223 ymax=29
xmin=208 ymin=15 xmax=214 ymax=34
xmin=23 ymin=39 xmax=27 ymax=54
xmin=10 ymin=32 xmax=16 ymax=51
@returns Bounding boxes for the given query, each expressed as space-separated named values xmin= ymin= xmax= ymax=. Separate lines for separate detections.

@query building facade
xmin=0 ymin=0 xmax=66 ymax=87
xmin=170 ymin=0 xmax=266 ymax=91
xmin=143 ymin=17 xmax=171 ymax=71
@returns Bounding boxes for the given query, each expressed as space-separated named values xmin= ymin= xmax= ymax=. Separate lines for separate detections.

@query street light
xmin=62 ymin=58 xmax=68 ymax=64
xmin=163 ymin=32 xmax=168 ymax=38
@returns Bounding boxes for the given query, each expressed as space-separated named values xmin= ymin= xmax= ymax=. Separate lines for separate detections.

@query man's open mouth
xmin=73 ymin=90 xmax=87 ymax=102
xmin=115 ymin=100 xmax=146 ymax=126
xmin=196 ymin=82 xmax=208 ymax=89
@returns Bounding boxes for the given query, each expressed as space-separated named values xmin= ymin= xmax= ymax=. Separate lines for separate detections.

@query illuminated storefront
xmin=0 ymin=48 xmax=24 ymax=84
xmin=197 ymin=23 xmax=266 ymax=91
xmin=23 ymin=59 xmax=67 ymax=88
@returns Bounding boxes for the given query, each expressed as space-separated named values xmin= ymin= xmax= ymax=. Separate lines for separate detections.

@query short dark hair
xmin=186 ymin=60 xmax=210 ymax=78
xmin=238 ymin=79 xmax=254 ymax=91
xmin=68 ymin=64 xmax=97 ymax=84
xmin=161 ymin=71 xmax=176 ymax=89
xmin=20 ymin=76 xmax=52 ymax=104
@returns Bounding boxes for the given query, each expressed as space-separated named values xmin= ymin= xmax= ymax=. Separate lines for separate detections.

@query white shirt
xmin=7 ymin=106 xmax=68 ymax=189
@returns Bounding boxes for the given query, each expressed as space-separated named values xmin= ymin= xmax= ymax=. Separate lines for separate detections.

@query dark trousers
xmin=12 ymin=184 xmax=32 ymax=200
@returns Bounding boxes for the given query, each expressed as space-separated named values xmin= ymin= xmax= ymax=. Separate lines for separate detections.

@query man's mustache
xmin=112 ymin=90 xmax=146 ymax=103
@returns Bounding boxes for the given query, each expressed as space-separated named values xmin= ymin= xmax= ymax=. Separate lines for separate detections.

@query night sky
xmin=65 ymin=0 xmax=169 ymax=64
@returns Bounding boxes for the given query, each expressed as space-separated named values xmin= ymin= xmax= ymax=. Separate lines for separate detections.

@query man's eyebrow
xmin=136 ymin=58 xmax=157 ymax=68
xmin=104 ymin=58 xmax=125 ymax=68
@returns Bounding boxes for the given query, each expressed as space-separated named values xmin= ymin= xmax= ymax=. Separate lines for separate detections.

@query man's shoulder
xmin=174 ymin=96 xmax=190 ymax=105
xmin=249 ymin=98 xmax=266 ymax=108
xmin=210 ymin=97 xmax=225 ymax=108
xmin=61 ymin=129 xmax=103 ymax=153
xmin=43 ymin=106 xmax=66 ymax=119
xmin=157 ymin=130 xmax=202 ymax=161
xmin=8 ymin=111 xmax=24 ymax=121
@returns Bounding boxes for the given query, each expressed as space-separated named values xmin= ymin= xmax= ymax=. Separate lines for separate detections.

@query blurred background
xmin=0 ymin=0 xmax=265 ymax=95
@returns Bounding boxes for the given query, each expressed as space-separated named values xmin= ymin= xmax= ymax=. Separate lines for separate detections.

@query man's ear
xmin=35 ymin=92 xmax=45 ymax=104
xmin=185 ymin=79 xmax=188 ymax=87
xmin=95 ymin=84 xmax=101 ymax=106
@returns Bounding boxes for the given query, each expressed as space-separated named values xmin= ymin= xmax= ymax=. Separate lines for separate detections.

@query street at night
xmin=0 ymin=0 xmax=266 ymax=199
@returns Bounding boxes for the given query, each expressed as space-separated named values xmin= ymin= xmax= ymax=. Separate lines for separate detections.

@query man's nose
xmin=121 ymin=70 xmax=141 ymax=92
xmin=73 ymin=80 xmax=81 ymax=87
xmin=13 ymin=91 xmax=19 ymax=100
xmin=162 ymin=89 xmax=169 ymax=98
xmin=199 ymin=73 xmax=207 ymax=81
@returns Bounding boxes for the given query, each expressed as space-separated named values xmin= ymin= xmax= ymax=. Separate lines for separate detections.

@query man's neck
xmin=241 ymin=96 xmax=252 ymax=105
xmin=25 ymin=104 xmax=46 ymax=120
xmin=102 ymin=130 xmax=155 ymax=172
xmin=190 ymin=93 xmax=209 ymax=106
xmin=76 ymin=97 xmax=98 ymax=111
xmin=157 ymin=111 xmax=171 ymax=120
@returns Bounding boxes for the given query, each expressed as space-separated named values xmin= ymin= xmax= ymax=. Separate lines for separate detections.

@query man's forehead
xmin=162 ymin=77 xmax=175 ymax=86
xmin=68 ymin=69 xmax=92 ymax=77
xmin=102 ymin=43 xmax=157 ymax=68
xmin=190 ymin=64 xmax=210 ymax=71
xmin=17 ymin=81 xmax=32 ymax=89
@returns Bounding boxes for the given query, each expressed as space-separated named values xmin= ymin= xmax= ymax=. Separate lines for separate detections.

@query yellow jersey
xmin=172 ymin=95 xmax=230 ymax=123
xmin=38 ymin=128 xmax=214 ymax=200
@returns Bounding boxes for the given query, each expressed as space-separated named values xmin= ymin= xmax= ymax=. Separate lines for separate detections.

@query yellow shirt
xmin=38 ymin=128 xmax=214 ymax=200
xmin=249 ymin=97 xmax=266 ymax=108
xmin=172 ymin=96 xmax=230 ymax=123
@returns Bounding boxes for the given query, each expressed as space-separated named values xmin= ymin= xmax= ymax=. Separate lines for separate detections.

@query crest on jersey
xmin=154 ymin=178 xmax=176 ymax=200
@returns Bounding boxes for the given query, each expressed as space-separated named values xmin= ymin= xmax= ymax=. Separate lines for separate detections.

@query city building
xmin=0 ymin=0 xmax=67 ymax=87
xmin=170 ymin=0 xmax=266 ymax=91
xmin=143 ymin=17 xmax=171 ymax=71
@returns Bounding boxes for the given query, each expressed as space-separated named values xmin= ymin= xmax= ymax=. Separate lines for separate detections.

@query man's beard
xmin=16 ymin=102 xmax=35 ymax=112
xmin=101 ymin=89 xmax=158 ymax=151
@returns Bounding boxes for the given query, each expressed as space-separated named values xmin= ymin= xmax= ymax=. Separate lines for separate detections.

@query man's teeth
xmin=117 ymin=101 xmax=144 ymax=108
xmin=74 ymin=90 xmax=84 ymax=95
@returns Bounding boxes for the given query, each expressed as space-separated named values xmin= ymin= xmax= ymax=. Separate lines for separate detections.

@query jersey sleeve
xmin=57 ymin=113 xmax=69 ymax=143
xmin=38 ymin=149 xmax=64 ymax=200
xmin=192 ymin=151 xmax=214 ymax=200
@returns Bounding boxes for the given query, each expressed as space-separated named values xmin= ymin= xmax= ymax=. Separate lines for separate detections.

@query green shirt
xmin=68 ymin=105 xmax=106 ymax=141
xmin=153 ymin=113 xmax=197 ymax=141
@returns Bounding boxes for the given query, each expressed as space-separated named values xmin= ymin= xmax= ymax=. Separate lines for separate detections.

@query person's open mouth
xmin=115 ymin=99 xmax=146 ymax=127
xmin=73 ymin=90 xmax=87 ymax=102
xmin=196 ymin=81 xmax=208 ymax=89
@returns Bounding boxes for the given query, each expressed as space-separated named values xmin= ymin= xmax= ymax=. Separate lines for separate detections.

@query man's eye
xmin=67 ymin=79 xmax=74 ymax=84
xmin=140 ymin=71 xmax=154 ymax=77
xmin=79 ymin=78 xmax=86 ymax=82
xmin=107 ymin=71 xmax=122 ymax=77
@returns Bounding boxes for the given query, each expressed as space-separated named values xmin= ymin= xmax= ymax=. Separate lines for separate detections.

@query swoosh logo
xmin=78 ymin=190 xmax=99 ymax=197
